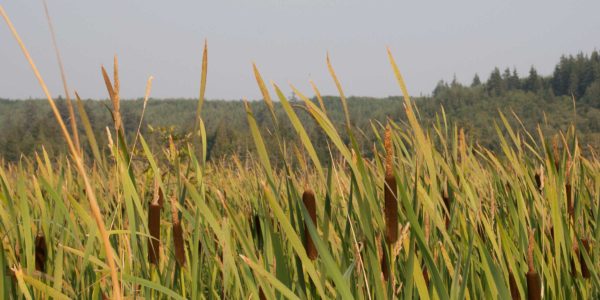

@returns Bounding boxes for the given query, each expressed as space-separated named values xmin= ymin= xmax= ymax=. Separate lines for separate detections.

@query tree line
xmin=0 ymin=50 xmax=599 ymax=162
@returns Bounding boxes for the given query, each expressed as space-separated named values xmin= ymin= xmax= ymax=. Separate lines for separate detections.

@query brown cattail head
xmin=509 ymin=271 xmax=521 ymax=300
xmin=148 ymin=202 xmax=161 ymax=265
xmin=384 ymin=124 xmax=393 ymax=177
xmin=581 ymin=239 xmax=591 ymax=279
xmin=253 ymin=213 xmax=263 ymax=251
xmin=571 ymin=241 xmax=579 ymax=277
xmin=34 ymin=232 xmax=47 ymax=272
xmin=384 ymin=174 xmax=398 ymax=245
xmin=259 ymin=287 xmax=266 ymax=300
xmin=170 ymin=195 xmax=185 ymax=266
xmin=526 ymin=271 xmax=541 ymax=300
xmin=566 ymin=183 xmax=574 ymax=219
xmin=302 ymin=189 xmax=318 ymax=260
xmin=422 ymin=264 xmax=430 ymax=287
xmin=173 ymin=222 xmax=186 ymax=267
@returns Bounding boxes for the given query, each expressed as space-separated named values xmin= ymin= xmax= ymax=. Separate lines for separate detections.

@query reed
xmin=384 ymin=124 xmax=398 ymax=245
xmin=0 ymin=19 xmax=597 ymax=298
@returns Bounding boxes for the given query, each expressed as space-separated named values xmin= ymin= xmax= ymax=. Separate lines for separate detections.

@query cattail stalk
xmin=384 ymin=124 xmax=398 ymax=245
xmin=303 ymin=189 xmax=318 ymax=260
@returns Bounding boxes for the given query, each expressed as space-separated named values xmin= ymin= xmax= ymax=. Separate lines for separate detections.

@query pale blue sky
xmin=1 ymin=1 xmax=599 ymax=100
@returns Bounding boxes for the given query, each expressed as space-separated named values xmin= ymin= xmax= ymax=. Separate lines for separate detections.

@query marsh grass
xmin=0 ymin=4 xmax=599 ymax=299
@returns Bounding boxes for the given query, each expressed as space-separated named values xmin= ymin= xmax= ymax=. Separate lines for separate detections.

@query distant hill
xmin=1 ymin=50 xmax=599 ymax=161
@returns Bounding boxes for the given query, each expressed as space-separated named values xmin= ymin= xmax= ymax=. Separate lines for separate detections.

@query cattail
xmin=171 ymin=195 xmax=186 ymax=266
xmin=442 ymin=183 xmax=452 ymax=228
xmin=384 ymin=124 xmax=398 ymax=245
xmin=302 ymin=189 xmax=318 ymax=260
xmin=148 ymin=202 xmax=161 ymax=265
xmin=566 ymin=183 xmax=574 ymax=219
xmin=259 ymin=287 xmax=266 ymax=300
xmin=34 ymin=232 xmax=47 ymax=272
xmin=581 ymin=239 xmax=591 ymax=279
xmin=148 ymin=181 xmax=162 ymax=265
xmin=422 ymin=264 xmax=430 ymax=287
xmin=509 ymin=271 xmax=520 ymax=300
xmin=571 ymin=242 xmax=579 ymax=277
xmin=526 ymin=229 xmax=541 ymax=300
xmin=253 ymin=213 xmax=263 ymax=251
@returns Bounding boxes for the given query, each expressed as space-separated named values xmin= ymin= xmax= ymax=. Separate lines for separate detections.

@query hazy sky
xmin=1 ymin=1 xmax=599 ymax=100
